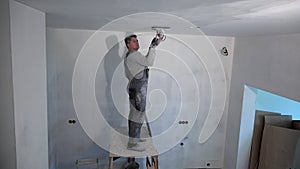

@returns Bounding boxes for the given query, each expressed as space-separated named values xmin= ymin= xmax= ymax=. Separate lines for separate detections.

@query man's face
xmin=127 ymin=37 xmax=139 ymax=51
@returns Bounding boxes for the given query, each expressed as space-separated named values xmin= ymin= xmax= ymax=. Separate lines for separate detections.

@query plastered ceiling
xmin=16 ymin=0 xmax=300 ymax=36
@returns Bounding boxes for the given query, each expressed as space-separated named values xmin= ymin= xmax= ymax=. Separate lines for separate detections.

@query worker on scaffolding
xmin=124 ymin=33 xmax=161 ymax=152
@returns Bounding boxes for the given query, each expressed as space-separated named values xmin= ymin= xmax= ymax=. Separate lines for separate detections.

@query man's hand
xmin=150 ymin=37 xmax=160 ymax=48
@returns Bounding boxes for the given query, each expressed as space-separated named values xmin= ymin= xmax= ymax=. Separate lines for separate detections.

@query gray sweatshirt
xmin=124 ymin=47 xmax=156 ymax=83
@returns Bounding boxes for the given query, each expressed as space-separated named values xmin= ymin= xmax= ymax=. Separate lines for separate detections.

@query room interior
xmin=1 ymin=0 xmax=300 ymax=169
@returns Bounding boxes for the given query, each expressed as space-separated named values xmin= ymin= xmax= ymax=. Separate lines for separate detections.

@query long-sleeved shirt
xmin=124 ymin=47 xmax=156 ymax=82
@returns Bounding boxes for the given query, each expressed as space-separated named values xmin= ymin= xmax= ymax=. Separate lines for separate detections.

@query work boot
xmin=127 ymin=143 xmax=145 ymax=152
xmin=139 ymin=138 xmax=147 ymax=142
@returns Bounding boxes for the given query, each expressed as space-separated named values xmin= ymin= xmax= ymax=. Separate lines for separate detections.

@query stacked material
xmin=249 ymin=111 xmax=300 ymax=169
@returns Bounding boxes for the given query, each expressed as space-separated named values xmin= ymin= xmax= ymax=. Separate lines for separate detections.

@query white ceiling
xmin=16 ymin=0 xmax=300 ymax=36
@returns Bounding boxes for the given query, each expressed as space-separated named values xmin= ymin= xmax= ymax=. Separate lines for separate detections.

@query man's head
xmin=125 ymin=34 xmax=139 ymax=51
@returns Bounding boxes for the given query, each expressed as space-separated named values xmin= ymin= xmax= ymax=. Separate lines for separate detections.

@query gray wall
xmin=47 ymin=28 xmax=234 ymax=169
xmin=46 ymin=28 xmax=107 ymax=169
xmin=224 ymin=33 xmax=300 ymax=169
xmin=10 ymin=1 xmax=48 ymax=169
xmin=0 ymin=0 xmax=17 ymax=168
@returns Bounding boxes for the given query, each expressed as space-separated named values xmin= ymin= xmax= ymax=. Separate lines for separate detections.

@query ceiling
xmin=16 ymin=0 xmax=300 ymax=36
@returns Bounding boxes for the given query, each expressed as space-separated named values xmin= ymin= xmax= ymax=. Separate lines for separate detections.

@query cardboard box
xmin=249 ymin=111 xmax=281 ymax=169
xmin=264 ymin=115 xmax=292 ymax=128
xmin=258 ymin=125 xmax=300 ymax=169
xmin=293 ymin=120 xmax=300 ymax=130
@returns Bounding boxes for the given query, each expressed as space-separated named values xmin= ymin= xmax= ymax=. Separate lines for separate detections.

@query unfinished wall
xmin=225 ymin=33 xmax=300 ymax=169
xmin=0 ymin=0 xmax=16 ymax=168
xmin=10 ymin=1 xmax=48 ymax=169
xmin=47 ymin=27 xmax=234 ymax=169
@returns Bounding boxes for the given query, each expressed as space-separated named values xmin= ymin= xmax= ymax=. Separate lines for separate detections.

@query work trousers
xmin=128 ymin=69 xmax=149 ymax=144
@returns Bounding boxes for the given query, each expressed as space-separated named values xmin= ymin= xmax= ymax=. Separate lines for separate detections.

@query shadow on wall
xmin=96 ymin=34 xmax=128 ymax=128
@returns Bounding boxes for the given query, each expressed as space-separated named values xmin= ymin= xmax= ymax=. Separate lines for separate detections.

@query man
xmin=124 ymin=34 xmax=160 ymax=152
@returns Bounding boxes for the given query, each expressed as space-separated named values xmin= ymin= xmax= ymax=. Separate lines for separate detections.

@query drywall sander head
xmin=151 ymin=26 xmax=170 ymax=41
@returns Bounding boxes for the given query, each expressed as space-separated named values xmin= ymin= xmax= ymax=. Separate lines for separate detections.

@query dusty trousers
xmin=128 ymin=68 xmax=149 ymax=144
